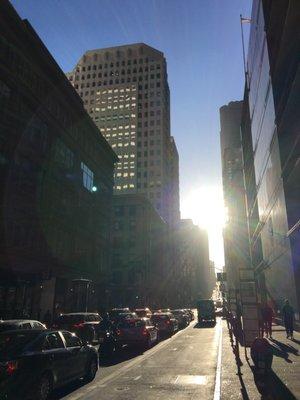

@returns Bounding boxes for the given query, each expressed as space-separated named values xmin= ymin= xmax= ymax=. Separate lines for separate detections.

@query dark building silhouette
xmin=241 ymin=0 xmax=300 ymax=316
xmin=220 ymin=101 xmax=251 ymax=299
xmin=177 ymin=219 xmax=212 ymax=305
xmin=0 ymin=1 xmax=117 ymax=318
xmin=110 ymin=194 xmax=168 ymax=308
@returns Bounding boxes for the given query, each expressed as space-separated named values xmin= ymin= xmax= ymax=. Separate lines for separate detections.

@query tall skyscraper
xmin=67 ymin=43 xmax=180 ymax=226
xmin=240 ymin=0 xmax=300 ymax=315
xmin=220 ymin=101 xmax=251 ymax=294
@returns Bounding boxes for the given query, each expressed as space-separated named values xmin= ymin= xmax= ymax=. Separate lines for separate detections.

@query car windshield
xmin=0 ymin=332 xmax=40 ymax=357
xmin=118 ymin=320 xmax=144 ymax=329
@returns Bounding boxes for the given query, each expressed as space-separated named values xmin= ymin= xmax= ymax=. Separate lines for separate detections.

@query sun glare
xmin=181 ymin=186 xmax=226 ymax=269
xmin=181 ymin=186 xmax=226 ymax=231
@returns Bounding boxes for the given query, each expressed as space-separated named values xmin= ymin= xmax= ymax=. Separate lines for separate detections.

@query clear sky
xmin=11 ymin=0 xmax=252 ymax=269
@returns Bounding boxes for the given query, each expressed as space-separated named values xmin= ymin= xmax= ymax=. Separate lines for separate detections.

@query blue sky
xmin=11 ymin=0 xmax=252 ymax=268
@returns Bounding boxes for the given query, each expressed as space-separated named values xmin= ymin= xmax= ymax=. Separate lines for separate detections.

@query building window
xmin=81 ymin=162 xmax=94 ymax=191
xmin=115 ymin=206 xmax=124 ymax=216
xmin=55 ymin=138 xmax=74 ymax=169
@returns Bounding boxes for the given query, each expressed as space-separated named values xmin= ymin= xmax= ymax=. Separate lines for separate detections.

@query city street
xmin=56 ymin=319 xmax=222 ymax=400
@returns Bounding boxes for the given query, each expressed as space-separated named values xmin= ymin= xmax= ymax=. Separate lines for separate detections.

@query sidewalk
xmin=221 ymin=319 xmax=300 ymax=399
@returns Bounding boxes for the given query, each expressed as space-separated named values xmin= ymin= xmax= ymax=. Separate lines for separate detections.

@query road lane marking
xmin=133 ymin=375 xmax=141 ymax=381
xmin=213 ymin=319 xmax=223 ymax=400
xmin=175 ymin=375 xmax=207 ymax=385
xmin=62 ymin=322 xmax=197 ymax=400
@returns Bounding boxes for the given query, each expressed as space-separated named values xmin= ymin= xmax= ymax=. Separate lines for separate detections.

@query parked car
xmin=53 ymin=313 xmax=101 ymax=343
xmin=96 ymin=318 xmax=119 ymax=356
xmin=0 ymin=320 xmax=46 ymax=332
xmin=197 ymin=299 xmax=216 ymax=323
xmin=158 ymin=308 xmax=171 ymax=313
xmin=185 ymin=309 xmax=195 ymax=321
xmin=116 ymin=318 xmax=158 ymax=349
xmin=0 ymin=329 xmax=98 ymax=400
xmin=134 ymin=308 xmax=152 ymax=318
xmin=181 ymin=309 xmax=192 ymax=323
xmin=151 ymin=313 xmax=178 ymax=336
xmin=109 ymin=310 xmax=138 ymax=324
xmin=171 ymin=310 xmax=190 ymax=329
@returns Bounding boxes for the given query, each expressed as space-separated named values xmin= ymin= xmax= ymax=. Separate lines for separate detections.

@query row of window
xmin=73 ymin=78 xmax=161 ymax=89
xmin=113 ymin=149 xmax=161 ymax=158
xmin=136 ymin=160 xmax=161 ymax=167
xmin=137 ymin=140 xmax=161 ymax=147
xmin=137 ymin=120 xmax=161 ymax=127
xmin=72 ymin=71 xmax=161 ymax=80
xmin=77 ymin=60 xmax=161 ymax=71
xmin=115 ymin=184 xmax=135 ymax=190
xmin=111 ymin=142 xmax=136 ymax=148
xmin=115 ymin=172 xmax=135 ymax=177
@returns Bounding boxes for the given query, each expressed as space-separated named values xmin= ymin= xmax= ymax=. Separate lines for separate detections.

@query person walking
xmin=257 ymin=302 xmax=264 ymax=338
xmin=282 ymin=300 xmax=294 ymax=339
xmin=262 ymin=304 xmax=273 ymax=338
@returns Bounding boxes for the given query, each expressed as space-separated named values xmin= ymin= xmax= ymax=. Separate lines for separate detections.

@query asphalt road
xmin=55 ymin=318 xmax=222 ymax=400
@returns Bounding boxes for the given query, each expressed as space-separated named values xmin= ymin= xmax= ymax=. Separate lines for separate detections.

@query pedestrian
xmin=43 ymin=309 xmax=52 ymax=328
xmin=262 ymin=303 xmax=273 ymax=338
xmin=257 ymin=303 xmax=264 ymax=338
xmin=282 ymin=300 xmax=294 ymax=339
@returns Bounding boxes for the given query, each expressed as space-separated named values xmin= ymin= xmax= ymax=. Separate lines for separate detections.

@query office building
xmin=0 ymin=1 xmax=117 ymax=318
xmin=220 ymin=101 xmax=252 ymax=297
xmin=242 ymin=0 xmax=299 ymax=315
xmin=110 ymin=194 xmax=168 ymax=308
xmin=67 ymin=43 xmax=180 ymax=226
xmin=177 ymin=219 xmax=212 ymax=305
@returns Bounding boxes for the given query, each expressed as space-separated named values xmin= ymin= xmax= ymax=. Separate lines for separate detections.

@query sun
xmin=181 ymin=186 xmax=226 ymax=231
xmin=181 ymin=186 xmax=226 ymax=269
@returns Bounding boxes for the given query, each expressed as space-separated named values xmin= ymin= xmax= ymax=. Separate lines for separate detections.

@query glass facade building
xmin=246 ymin=0 xmax=298 ymax=312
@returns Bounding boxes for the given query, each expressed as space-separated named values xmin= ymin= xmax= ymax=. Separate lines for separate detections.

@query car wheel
xmin=34 ymin=373 xmax=52 ymax=400
xmin=84 ymin=358 xmax=98 ymax=382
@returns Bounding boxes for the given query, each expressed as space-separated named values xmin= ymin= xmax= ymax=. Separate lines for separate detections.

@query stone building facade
xmin=0 ymin=1 xmax=117 ymax=319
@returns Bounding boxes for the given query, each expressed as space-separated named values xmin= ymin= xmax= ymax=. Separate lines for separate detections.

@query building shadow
xmin=268 ymin=338 xmax=298 ymax=362
xmin=291 ymin=338 xmax=300 ymax=345
xmin=252 ymin=368 xmax=298 ymax=400
xmin=52 ymin=379 xmax=90 ymax=399
xmin=99 ymin=346 xmax=143 ymax=367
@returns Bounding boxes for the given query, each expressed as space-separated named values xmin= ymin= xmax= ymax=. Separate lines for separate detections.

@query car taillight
xmin=165 ymin=320 xmax=170 ymax=325
xmin=6 ymin=361 xmax=18 ymax=375
xmin=73 ymin=322 xmax=84 ymax=329
xmin=142 ymin=328 xmax=148 ymax=336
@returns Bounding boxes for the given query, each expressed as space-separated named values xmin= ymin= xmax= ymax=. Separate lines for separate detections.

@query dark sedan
xmin=0 ymin=329 xmax=98 ymax=400
xmin=53 ymin=312 xmax=102 ymax=343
